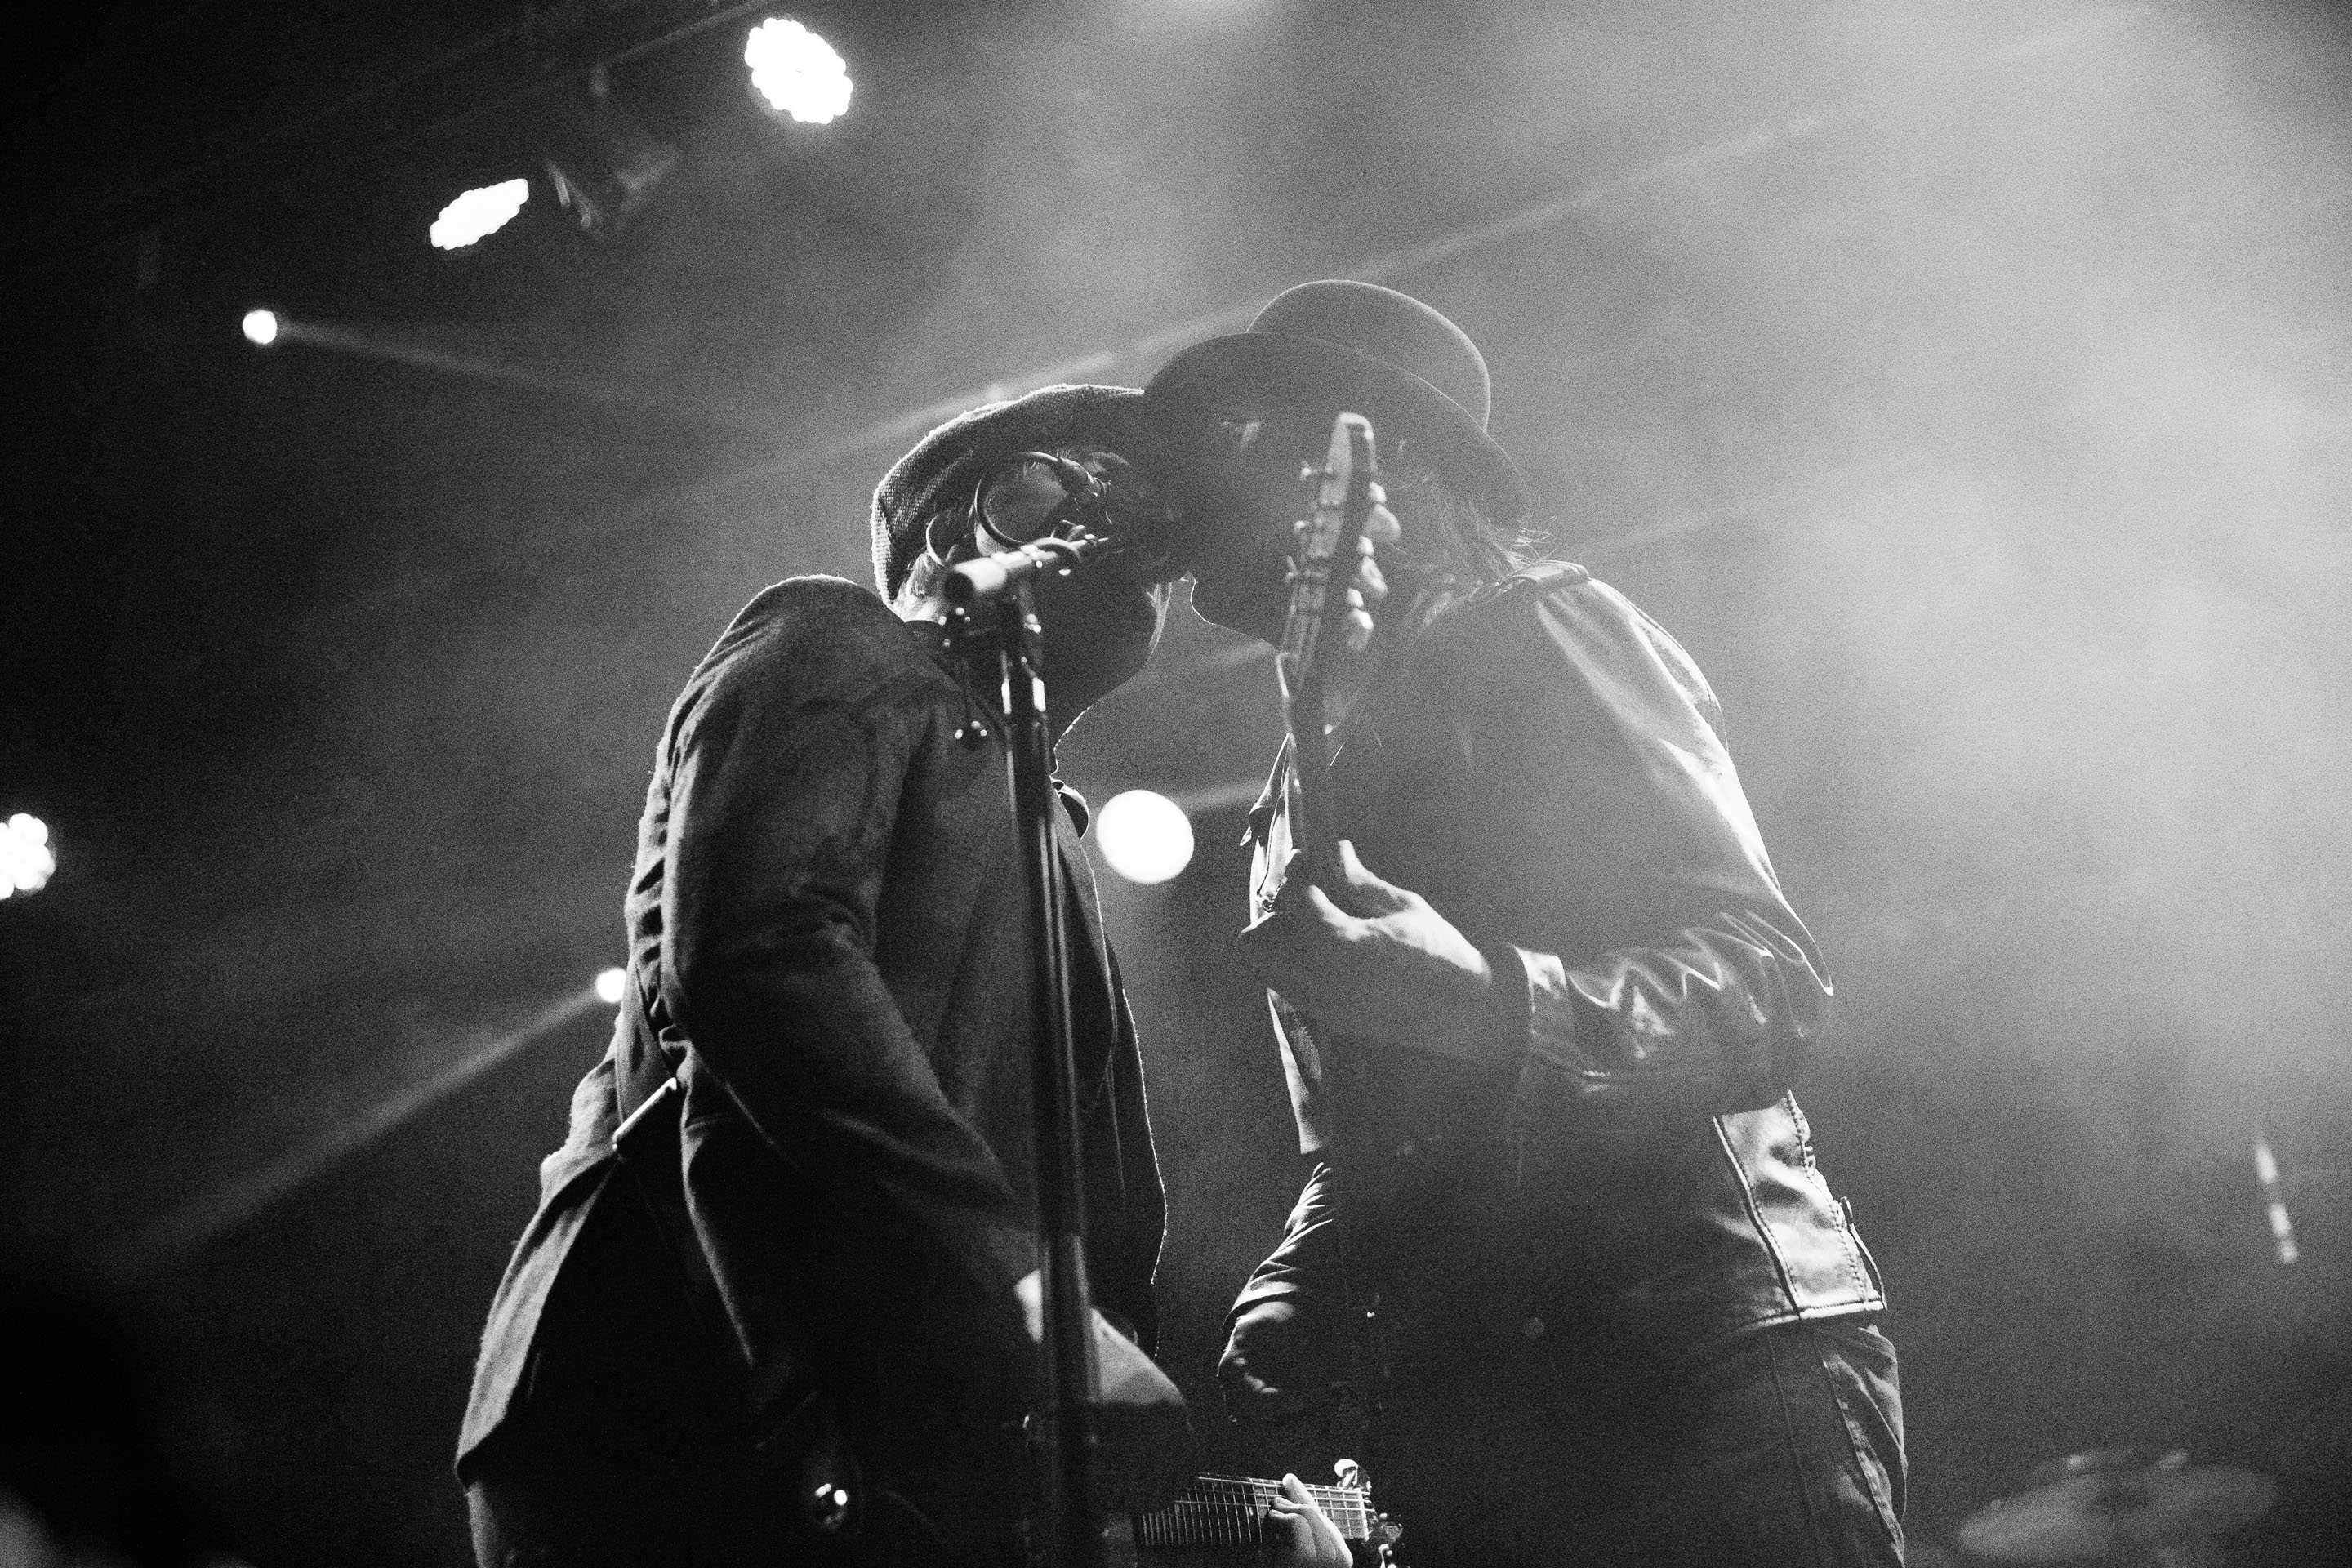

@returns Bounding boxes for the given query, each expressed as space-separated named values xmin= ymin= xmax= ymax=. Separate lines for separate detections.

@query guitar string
xmin=1145 ymin=1477 xmax=1372 ymax=1544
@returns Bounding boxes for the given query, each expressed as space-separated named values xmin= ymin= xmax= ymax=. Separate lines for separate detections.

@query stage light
xmin=540 ymin=80 xmax=680 ymax=241
xmin=430 ymin=178 xmax=532 ymax=251
xmin=745 ymin=17 xmax=853 ymax=124
xmin=1097 ymin=790 xmax=1194 ymax=885
xmin=2254 ymin=1128 xmax=2299 ymax=1265
xmin=1 ymin=813 xmax=55 ymax=898
xmin=241 ymin=308 xmax=279 ymax=346
xmin=594 ymin=966 xmax=627 ymax=1005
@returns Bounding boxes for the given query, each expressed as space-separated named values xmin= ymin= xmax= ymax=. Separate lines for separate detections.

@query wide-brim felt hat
xmin=1143 ymin=279 xmax=1529 ymax=526
xmin=871 ymin=383 xmax=1147 ymax=599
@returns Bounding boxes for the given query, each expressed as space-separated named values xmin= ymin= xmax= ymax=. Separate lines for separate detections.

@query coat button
xmin=1521 ymin=1315 xmax=1546 ymax=1340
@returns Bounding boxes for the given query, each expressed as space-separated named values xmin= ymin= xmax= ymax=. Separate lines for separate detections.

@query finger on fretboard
xmin=1135 ymin=1475 xmax=1373 ymax=1548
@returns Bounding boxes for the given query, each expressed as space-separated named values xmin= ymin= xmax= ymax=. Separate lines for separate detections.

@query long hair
xmin=1378 ymin=441 xmax=1548 ymax=588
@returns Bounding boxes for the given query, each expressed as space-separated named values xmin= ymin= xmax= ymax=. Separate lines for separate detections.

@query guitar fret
xmin=1135 ymin=1474 xmax=1375 ymax=1552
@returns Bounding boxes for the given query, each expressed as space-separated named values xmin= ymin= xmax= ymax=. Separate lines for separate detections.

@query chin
xmin=1036 ymin=574 xmax=1166 ymax=719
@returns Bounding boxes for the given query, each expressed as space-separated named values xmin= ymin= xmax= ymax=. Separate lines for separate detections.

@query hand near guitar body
xmin=1238 ymin=840 xmax=1517 ymax=1067
xmin=1217 ymin=1294 xmax=1344 ymax=1426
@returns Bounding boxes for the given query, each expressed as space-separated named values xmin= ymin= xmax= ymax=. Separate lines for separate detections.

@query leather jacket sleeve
xmin=1227 ymin=1160 xmax=1343 ymax=1319
xmin=660 ymin=601 xmax=1038 ymax=1342
xmin=1219 ymin=1162 xmax=1348 ymax=1413
xmin=1434 ymin=572 xmax=1834 ymax=1132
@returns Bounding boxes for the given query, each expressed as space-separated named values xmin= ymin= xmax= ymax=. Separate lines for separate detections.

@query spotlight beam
xmin=170 ymin=7 xmax=2158 ymax=688
xmin=1 ymin=0 xmax=796 ymax=283
xmin=105 ymin=981 xmax=610 ymax=1279
xmin=608 ymin=7 xmax=2163 ymax=527
xmin=246 ymin=314 xmax=774 ymax=431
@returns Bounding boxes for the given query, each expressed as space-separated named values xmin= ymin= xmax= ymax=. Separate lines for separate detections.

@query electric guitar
xmin=1262 ymin=412 xmax=1388 ymax=1115
xmin=1275 ymin=412 xmax=1384 ymax=890
xmin=1211 ymin=419 xmax=1398 ymax=1567
xmin=1107 ymin=1469 xmax=1401 ymax=1566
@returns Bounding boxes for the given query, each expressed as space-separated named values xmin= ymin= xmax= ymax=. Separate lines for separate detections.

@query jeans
xmin=1377 ymin=1318 xmax=1904 ymax=1568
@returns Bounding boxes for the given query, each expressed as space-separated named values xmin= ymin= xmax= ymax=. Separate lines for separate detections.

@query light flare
xmin=1097 ymin=790 xmax=1195 ymax=885
xmin=430 ymin=178 xmax=532 ymax=251
xmin=1 ymin=813 xmax=56 ymax=898
xmin=745 ymin=18 xmax=853 ymax=124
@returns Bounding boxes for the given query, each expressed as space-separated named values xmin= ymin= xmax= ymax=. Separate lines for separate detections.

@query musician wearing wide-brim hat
xmin=1143 ymin=280 xmax=1906 ymax=1567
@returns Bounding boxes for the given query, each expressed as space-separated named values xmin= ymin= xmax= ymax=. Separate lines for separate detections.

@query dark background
xmin=5 ymin=0 xmax=2350 ymax=1562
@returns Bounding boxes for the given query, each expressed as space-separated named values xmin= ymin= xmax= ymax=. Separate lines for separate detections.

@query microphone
xmin=946 ymin=449 xmax=1171 ymax=606
xmin=946 ymin=533 xmax=1104 ymax=607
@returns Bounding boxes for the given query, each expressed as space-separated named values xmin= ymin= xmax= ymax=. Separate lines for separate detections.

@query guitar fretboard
xmin=1132 ymin=1473 xmax=1372 ymax=1552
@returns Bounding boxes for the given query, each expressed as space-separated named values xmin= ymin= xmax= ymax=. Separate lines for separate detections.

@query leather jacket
xmin=1230 ymin=564 xmax=1883 ymax=1397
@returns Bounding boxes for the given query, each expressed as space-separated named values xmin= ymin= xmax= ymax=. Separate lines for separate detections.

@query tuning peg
xmin=1334 ymin=1459 xmax=1362 ymax=1488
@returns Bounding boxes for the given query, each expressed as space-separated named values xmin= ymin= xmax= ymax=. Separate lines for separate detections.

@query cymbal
xmin=1958 ymin=1449 xmax=2277 ymax=1562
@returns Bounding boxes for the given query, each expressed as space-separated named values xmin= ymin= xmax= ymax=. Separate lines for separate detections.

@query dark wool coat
xmin=459 ymin=577 xmax=1165 ymax=1479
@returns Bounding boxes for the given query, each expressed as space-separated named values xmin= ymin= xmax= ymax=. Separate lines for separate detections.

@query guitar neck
xmin=1282 ymin=689 xmax=1343 ymax=889
xmin=1275 ymin=412 xmax=1379 ymax=893
xmin=1130 ymin=1473 xmax=1374 ymax=1552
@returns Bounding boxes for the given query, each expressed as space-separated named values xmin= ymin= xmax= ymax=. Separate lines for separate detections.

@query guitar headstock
xmin=1334 ymin=1459 xmax=1404 ymax=1566
xmin=1280 ymin=413 xmax=1390 ymax=683
xmin=1270 ymin=412 xmax=1397 ymax=893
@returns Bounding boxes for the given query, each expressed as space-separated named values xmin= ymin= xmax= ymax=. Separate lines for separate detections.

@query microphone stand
xmin=951 ymin=574 xmax=1105 ymax=1568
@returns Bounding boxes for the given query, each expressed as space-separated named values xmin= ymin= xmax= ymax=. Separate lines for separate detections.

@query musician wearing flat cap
xmin=1143 ymin=281 xmax=1905 ymax=1567
xmin=455 ymin=386 xmax=1204 ymax=1567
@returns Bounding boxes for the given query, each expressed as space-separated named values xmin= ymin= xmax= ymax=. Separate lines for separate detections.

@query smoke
xmin=1056 ymin=4 xmax=2352 ymax=1528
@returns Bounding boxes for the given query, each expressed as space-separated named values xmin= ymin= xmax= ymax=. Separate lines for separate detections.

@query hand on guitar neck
xmin=1243 ymin=413 xmax=1517 ymax=1067
xmin=1267 ymin=1474 xmax=1355 ymax=1568
xmin=1239 ymin=839 xmax=1519 ymax=1067
xmin=1113 ymin=1469 xmax=1376 ymax=1568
